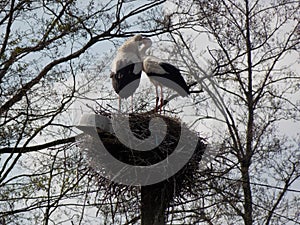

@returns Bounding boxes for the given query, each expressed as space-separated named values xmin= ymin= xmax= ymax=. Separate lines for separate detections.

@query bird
xmin=139 ymin=37 xmax=191 ymax=112
xmin=110 ymin=34 xmax=145 ymax=112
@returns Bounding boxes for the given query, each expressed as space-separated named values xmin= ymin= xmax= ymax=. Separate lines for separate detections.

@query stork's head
xmin=139 ymin=36 xmax=152 ymax=55
xmin=130 ymin=34 xmax=152 ymax=49
xmin=119 ymin=34 xmax=144 ymax=52
xmin=132 ymin=34 xmax=143 ymax=42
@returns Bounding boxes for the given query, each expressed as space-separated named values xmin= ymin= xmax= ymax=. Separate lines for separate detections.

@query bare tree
xmin=1 ymin=0 xmax=299 ymax=224
xmin=159 ymin=0 xmax=299 ymax=224
xmin=0 ymin=0 xmax=179 ymax=224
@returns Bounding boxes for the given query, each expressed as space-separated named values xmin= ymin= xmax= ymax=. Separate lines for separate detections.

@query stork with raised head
xmin=139 ymin=37 xmax=191 ymax=112
xmin=110 ymin=34 xmax=145 ymax=112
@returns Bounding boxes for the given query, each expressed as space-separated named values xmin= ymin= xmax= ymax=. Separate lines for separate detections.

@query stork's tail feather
xmin=189 ymin=90 xmax=203 ymax=94
xmin=187 ymin=81 xmax=197 ymax=88
xmin=187 ymin=81 xmax=203 ymax=94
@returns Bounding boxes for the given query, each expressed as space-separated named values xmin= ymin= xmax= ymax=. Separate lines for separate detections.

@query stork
xmin=110 ymin=34 xmax=144 ymax=112
xmin=140 ymin=37 xmax=191 ymax=112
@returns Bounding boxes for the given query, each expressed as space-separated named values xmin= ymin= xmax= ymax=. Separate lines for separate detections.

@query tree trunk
xmin=141 ymin=182 xmax=172 ymax=225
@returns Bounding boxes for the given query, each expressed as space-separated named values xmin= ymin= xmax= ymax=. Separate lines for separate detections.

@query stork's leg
xmin=160 ymin=85 xmax=163 ymax=113
xmin=155 ymin=85 xmax=159 ymax=113
xmin=118 ymin=96 xmax=121 ymax=113
xmin=131 ymin=95 xmax=134 ymax=113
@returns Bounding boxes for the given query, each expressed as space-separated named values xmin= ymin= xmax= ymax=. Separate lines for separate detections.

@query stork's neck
xmin=139 ymin=44 xmax=150 ymax=59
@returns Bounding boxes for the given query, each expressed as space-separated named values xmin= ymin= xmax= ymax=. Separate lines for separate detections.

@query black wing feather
xmin=111 ymin=63 xmax=142 ymax=99
xmin=147 ymin=62 xmax=189 ymax=96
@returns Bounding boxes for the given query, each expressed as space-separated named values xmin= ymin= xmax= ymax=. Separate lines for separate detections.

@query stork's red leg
xmin=159 ymin=85 xmax=163 ymax=113
xmin=118 ymin=96 xmax=121 ymax=113
xmin=155 ymin=85 xmax=159 ymax=113
xmin=131 ymin=95 xmax=134 ymax=113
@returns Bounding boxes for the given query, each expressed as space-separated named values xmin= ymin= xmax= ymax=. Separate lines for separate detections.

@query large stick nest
xmin=81 ymin=111 xmax=207 ymax=203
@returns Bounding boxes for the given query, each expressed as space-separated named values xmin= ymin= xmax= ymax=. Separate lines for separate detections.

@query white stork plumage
xmin=110 ymin=34 xmax=145 ymax=112
xmin=140 ymin=37 xmax=190 ymax=112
